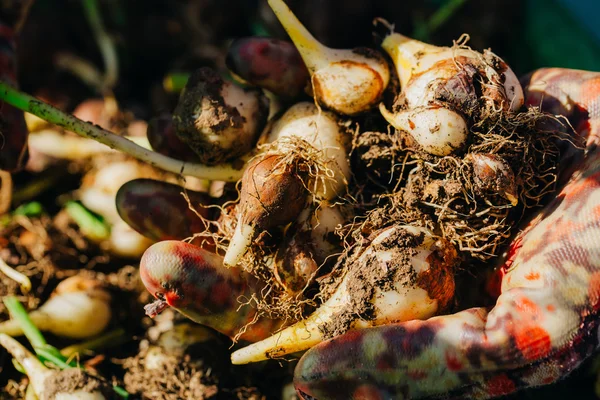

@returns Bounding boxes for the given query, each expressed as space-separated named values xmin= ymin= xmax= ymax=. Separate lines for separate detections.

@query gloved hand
xmin=293 ymin=68 xmax=600 ymax=399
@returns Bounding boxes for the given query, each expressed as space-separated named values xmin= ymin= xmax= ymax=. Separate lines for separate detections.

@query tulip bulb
xmin=116 ymin=179 xmax=212 ymax=242
xmin=0 ymin=334 xmax=112 ymax=400
xmin=0 ymin=276 xmax=111 ymax=340
xmin=466 ymin=153 xmax=518 ymax=206
xmin=141 ymin=241 xmax=281 ymax=342
xmin=380 ymin=33 xmax=525 ymax=156
xmin=224 ymin=154 xmax=308 ymax=268
xmin=173 ymin=67 xmax=269 ymax=165
xmin=231 ymin=226 xmax=457 ymax=364
xmin=146 ymin=114 xmax=199 ymax=162
xmin=380 ymin=105 xmax=469 ymax=156
xmin=305 ymin=204 xmax=345 ymax=262
xmin=267 ymin=0 xmax=389 ymax=115
xmin=381 ymin=33 xmax=524 ymax=111
xmin=223 ymin=103 xmax=350 ymax=267
xmin=226 ymin=37 xmax=310 ymax=99
xmin=274 ymin=204 xmax=345 ymax=293
xmin=267 ymin=102 xmax=350 ymax=198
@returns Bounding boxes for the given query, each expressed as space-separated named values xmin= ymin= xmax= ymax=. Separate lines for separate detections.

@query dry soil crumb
xmin=123 ymin=348 xmax=219 ymax=400
xmin=43 ymin=368 xmax=116 ymax=400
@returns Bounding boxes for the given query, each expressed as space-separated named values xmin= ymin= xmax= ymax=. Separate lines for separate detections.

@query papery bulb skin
xmin=224 ymin=154 xmax=308 ymax=267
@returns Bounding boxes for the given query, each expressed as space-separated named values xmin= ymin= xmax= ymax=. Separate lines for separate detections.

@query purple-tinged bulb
xmin=140 ymin=241 xmax=281 ymax=342
xmin=226 ymin=37 xmax=309 ymax=99
xmin=116 ymin=179 xmax=212 ymax=242
xmin=146 ymin=114 xmax=199 ymax=162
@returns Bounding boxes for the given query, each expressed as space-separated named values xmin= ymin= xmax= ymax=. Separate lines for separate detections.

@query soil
xmin=1 ymin=1 xmax=599 ymax=400
xmin=123 ymin=348 xmax=220 ymax=400
xmin=43 ymin=368 xmax=116 ymax=400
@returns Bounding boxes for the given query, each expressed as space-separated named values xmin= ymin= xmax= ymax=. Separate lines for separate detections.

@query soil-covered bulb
xmin=173 ymin=68 xmax=269 ymax=165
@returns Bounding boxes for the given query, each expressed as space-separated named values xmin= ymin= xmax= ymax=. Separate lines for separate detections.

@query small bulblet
xmin=466 ymin=153 xmax=518 ymax=206
xmin=173 ymin=68 xmax=269 ymax=165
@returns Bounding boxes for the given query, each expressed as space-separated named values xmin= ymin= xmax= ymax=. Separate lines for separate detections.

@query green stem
xmin=428 ymin=0 xmax=468 ymax=33
xmin=82 ymin=0 xmax=119 ymax=91
xmin=413 ymin=0 xmax=469 ymax=41
xmin=60 ymin=328 xmax=127 ymax=358
xmin=0 ymin=82 xmax=245 ymax=181
xmin=36 ymin=346 xmax=75 ymax=369
xmin=3 ymin=296 xmax=46 ymax=349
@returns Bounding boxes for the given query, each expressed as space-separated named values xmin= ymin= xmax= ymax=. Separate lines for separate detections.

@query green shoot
xmin=64 ymin=201 xmax=111 ymax=241
xmin=250 ymin=20 xmax=271 ymax=37
xmin=36 ymin=346 xmax=77 ymax=369
xmin=113 ymin=385 xmax=130 ymax=398
xmin=163 ymin=72 xmax=190 ymax=93
xmin=13 ymin=201 xmax=43 ymax=217
xmin=0 ymin=81 xmax=246 ymax=181
xmin=3 ymin=296 xmax=46 ymax=349
xmin=413 ymin=0 xmax=469 ymax=41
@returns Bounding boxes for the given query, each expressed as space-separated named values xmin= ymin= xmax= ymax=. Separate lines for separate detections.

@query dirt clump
xmin=43 ymin=368 xmax=116 ymax=400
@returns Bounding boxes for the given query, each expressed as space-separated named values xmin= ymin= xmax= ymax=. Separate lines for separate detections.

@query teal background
xmin=513 ymin=0 xmax=600 ymax=73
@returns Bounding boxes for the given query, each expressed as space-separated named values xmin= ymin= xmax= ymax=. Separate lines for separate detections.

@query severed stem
xmin=0 ymin=81 xmax=246 ymax=181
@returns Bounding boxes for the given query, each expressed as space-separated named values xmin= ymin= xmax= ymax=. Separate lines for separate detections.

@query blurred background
xmin=13 ymin=0 xmax=600 ymax=119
